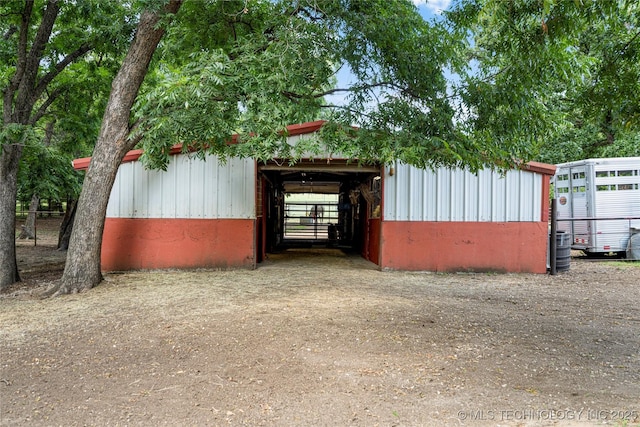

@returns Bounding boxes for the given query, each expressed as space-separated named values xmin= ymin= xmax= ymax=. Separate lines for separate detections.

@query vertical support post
xmin=314 ymin=204 xmax=318 ymax=239
xmin=550 ymin=198 xmax=557 ymax=275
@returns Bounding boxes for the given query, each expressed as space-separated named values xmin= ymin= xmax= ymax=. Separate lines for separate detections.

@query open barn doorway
xmin=257 ymin=160 xmax=382 ymax=265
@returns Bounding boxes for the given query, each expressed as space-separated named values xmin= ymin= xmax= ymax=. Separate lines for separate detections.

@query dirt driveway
xmin=2 ymin=218 xmax=640 ymax=426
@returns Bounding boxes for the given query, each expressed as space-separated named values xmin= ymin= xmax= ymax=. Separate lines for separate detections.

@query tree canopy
xmin=445 ymin=0 xmax=640 ymax=164
xmin=133 ymin=0 xmax=489 ymax=171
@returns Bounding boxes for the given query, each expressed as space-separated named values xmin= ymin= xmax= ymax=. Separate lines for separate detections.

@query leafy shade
xmin=134 ymin=0 xmax=506 ymax=172
xmin=18 ymin=144 xmax=83 ymax=202
xmin=1 ymin=0 xmax=132 ymax=200
xmin=446 ymin=0 xmax=640 ymax=164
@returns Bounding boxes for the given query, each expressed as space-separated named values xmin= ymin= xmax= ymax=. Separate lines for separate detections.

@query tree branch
xmin=3 ymin=0 xmax=33 ymax=123
xmin=289 ymin=3 xmax=327 ymax=21
xmin=43 ymin=120 xmax=56 ymax=146
xmin=13 ymin=0 xmax=61 ymax=123
xmin=612 ymin=28 xmax=640 ymax=65
xmin=3 ymin=25 xmax=18 ymax=40
xmin=31 ymin=43 xmax=92 ymax=106
xmin=28 ymin=86 xmax=64 ymax=126
xmin=282 ymin=81 xmax=397 ymax=100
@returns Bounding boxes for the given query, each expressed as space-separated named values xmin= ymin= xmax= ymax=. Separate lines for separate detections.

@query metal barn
xmin=73 ymin=121 xmax=555 ymax=273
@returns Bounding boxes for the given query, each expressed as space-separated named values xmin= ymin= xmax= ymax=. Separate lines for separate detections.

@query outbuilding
xmin=73 ymin=121 xmax=555 ymax=273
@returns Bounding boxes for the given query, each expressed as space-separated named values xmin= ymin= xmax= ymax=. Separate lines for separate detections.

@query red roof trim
xmin=72 ymin=121 xmax=328 ymax=171
xmin=72 ymin=156 xmax=92 ymax=171
xmin=283 ymin=120 xmax=326 ymax=136
xmin=521 ymin=161 xmax=556 ymax=176
xmin=72 ymin=120 xmax=556 ymax=178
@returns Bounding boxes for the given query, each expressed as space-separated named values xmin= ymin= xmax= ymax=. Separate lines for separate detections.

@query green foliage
xmin=446 ymin=0 xmax=640 ymax=164
xmin=1 ymin=0 xmax=135 ymax=101
xmin=0 ymin=123 xmax=36 ymax=146
xmin=17 ymin=143 xmax=83 ymax=202
xmin=1 ymin=0 xmax=135 ymax=203
xmin=134 ymin=0 xmax=496 ymax=171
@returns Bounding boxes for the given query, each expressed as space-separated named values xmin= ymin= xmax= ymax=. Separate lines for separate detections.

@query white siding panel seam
xmin=450 ymin=169 xmax=455 ymax=221
xmin=421 ymin=171 xmax=427 ymax=221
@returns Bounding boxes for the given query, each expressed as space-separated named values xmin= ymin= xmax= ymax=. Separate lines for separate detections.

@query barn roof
xmin=72 ymin=119 xmax=556 ymax=176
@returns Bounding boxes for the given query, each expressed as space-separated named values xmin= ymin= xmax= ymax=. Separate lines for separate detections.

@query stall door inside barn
xmin=257 ymin=160 xmax=381 ymax=264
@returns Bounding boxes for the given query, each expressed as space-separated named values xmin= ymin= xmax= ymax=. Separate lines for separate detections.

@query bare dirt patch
xmin=2 ymin=220 xmax=640 ymax=426
xmin=8 ymin=217 xmax=66 ymax=298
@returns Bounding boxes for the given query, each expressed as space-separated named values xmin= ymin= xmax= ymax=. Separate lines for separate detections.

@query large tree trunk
xmin=0 ymin=144 xmax=23 ymax=289
xmin=57 ymin=199 xmax=76 ymax=250
xmin=18 ymin=194 xmax=40 ymax=239
xmin=0 ymin=0 xmax=62 ymax=289
xmin=49 ymin=1 xmax=182 ymax=296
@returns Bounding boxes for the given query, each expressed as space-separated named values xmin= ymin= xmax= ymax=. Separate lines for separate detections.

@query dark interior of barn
xmin=257 ymin=161 xmax=380 ymax=262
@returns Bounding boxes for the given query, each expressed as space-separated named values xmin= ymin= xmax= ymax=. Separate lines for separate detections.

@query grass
xmin=607 ymin=260 xmax=640 ymax=268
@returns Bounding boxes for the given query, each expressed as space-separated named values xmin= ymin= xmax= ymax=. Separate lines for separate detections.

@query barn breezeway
xmin=256 ymin=160 xmax=382 ymax=265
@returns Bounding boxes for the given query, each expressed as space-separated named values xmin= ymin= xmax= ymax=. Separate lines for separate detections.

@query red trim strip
xmin=73 ymin=121 xmax=328 ymax=171
xmin=522 ymin=161 xmax=556 ymax=176
xmin=284 ymin=120 xmax=326 ymax=136
xmin=73 ymin=120 xmax=555 ymax=178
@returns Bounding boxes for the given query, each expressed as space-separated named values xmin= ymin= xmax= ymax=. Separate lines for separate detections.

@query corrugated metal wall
xmin=383 ymin=163 xmax=542 ymax=222
xmin=107 ymin=154 xmax=256 ymax=219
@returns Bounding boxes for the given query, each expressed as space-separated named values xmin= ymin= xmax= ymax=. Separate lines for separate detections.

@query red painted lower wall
xmin=366 ymin=218 xmax=381 ymax=265
xmin=380 ymin=221 xmax=549 ymax=273
xmin=101 ymin=218 xmax=255 ymax=271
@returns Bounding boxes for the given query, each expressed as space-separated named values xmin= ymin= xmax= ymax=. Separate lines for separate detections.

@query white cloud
xmin=413 ymin=0 xmax=452 ymax=14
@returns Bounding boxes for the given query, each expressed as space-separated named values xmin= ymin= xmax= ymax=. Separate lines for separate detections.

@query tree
xmin=536 ymin=1 xmax=640 ymax=163
xmin=135 ymin=0 xmax=477 ymax=170
xmin=16 ymin=54 xmax=118 ymax=243
xmin=16 ymin=138 xmax=83 ymax=239
xmin=0 ymin=0 xmax=134 ymax=290
xmin=47 ymin=0 xmax=183 ymax=295
xmin=445 ymin=0 xmax=640 ymax=164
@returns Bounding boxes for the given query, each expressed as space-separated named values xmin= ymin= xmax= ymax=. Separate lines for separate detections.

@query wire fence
xmin=16 ymin=210 xmax=65 ymax=247
xmin=16 ymin=202 xmax=66 ymax=218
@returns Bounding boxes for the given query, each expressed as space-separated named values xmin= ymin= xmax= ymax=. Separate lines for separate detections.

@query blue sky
xmin=413 ymin=0 xmax=453 ymax=18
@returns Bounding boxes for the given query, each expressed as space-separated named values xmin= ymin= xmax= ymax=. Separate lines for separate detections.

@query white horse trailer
xmin=553 ymin=157 xmax=640 ymax=256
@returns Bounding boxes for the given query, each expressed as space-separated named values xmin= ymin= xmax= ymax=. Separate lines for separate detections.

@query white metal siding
xmin=107 ymin=154 xmax=256 ymax=219
xmin=384 ymin=163 xmax=542 ymax=222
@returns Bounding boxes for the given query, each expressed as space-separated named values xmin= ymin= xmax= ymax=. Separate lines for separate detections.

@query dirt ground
xmin=2 ymin=217 xmax=640 ymax=426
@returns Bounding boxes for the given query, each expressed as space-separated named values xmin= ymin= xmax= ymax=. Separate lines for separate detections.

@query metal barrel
xmin=556 ymin=231 xmax=571 ymax=272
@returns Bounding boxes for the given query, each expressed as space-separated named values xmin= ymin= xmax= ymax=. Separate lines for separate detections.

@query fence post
xmin=550 ymin=198 xmax=557 ymax=275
